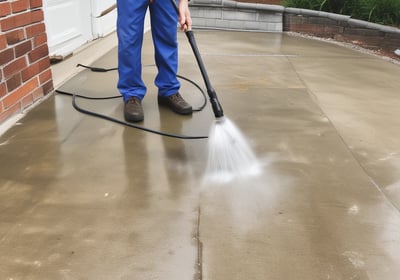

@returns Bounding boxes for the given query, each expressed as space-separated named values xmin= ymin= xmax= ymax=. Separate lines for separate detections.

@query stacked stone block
xmin=283 ymin=8 xmax=400 ymax=58
xmin=190 ymin=0 xmax=284 ymax=32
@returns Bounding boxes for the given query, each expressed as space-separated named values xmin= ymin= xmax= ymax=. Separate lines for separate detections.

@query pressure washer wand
xmin=170 ymin=0 xmax=224 ymax=118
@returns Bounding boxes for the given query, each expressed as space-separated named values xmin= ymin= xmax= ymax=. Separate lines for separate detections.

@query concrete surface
xmin=1 ymin=30 xmax=400 ymax=279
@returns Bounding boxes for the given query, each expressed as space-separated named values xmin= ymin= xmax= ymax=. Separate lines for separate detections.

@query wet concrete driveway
xmin=1 ymin=31 xmax=400 ymax=279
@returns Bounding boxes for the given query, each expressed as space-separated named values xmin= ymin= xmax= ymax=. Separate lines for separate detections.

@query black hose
xmin=77 ymin=63 xmax=117 ymax=72
xmin=55 ymin=64 xmax=209 ymax=139
xmin=56 ymin=89 xmax=208 ymax=139
xmin=75 ymin=64 xmax=207 ymax=112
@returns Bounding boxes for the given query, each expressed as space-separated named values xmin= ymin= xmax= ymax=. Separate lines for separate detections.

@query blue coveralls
xmin=116 ymin=0 xmax=180 ymax=102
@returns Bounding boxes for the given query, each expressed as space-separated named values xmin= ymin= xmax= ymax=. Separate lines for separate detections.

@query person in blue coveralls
xmin=117 ymin=0 xmax=192 ymax=122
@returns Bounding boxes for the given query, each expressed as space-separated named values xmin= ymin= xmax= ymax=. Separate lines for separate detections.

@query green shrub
xmin=283 ymin=0 xmax=400 ymax=25
xmin=282 ymin=0 xmax=321 ymax=10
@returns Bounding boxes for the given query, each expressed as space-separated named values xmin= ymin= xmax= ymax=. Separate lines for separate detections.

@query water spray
xmin=171 ymin=0 xmax=261 ymax=181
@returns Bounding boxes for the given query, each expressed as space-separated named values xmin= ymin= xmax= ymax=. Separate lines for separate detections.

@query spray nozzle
xmin=210 ymin=97 xmax=224 ymax=118
xmin=214 ymin=116 xmax=225 ymax=124
xmin=209 ymin=88 xmax=224 ymax=118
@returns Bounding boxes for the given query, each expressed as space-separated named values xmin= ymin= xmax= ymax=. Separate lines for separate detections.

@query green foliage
xmin=283 ymin=0 xmax=400 ymax=25
xmin=282 ymin=0 xmax=321 ymax=10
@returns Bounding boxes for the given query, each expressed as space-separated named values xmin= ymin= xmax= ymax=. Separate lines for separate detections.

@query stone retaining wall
xmin=189 ymin=0 xmax=284 ymax=32
xmin=190 ymin=0 xmax=400 ymax=60
xmin=284 ymin=8 xmax=400 ymax=60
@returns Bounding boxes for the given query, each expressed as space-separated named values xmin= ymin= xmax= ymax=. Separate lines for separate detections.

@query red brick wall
xmin=0 ymin=0 xmax=53 ymax=124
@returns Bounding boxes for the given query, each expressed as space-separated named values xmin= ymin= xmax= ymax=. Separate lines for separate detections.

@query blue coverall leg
xmin=117 ymin=0 xmax=180 ymax=102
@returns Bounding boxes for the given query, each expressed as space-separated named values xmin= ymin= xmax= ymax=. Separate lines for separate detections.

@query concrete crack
xmin=194 ymin=206 xmax=203 ymax=280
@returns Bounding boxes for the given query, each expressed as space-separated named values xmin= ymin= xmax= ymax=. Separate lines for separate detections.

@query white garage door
xmin=43 ymin=0 xmax=117 ymax=57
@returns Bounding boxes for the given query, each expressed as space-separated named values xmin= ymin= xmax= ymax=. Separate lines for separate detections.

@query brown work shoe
xmin=158 ymin=92 xmax=192 ymax=115
xmin=124 ymin=96 xmax=144 ymax=122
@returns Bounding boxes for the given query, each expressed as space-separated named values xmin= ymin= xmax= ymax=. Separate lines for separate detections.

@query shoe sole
xmin=124 ymin=113 xmax=144 ymax=122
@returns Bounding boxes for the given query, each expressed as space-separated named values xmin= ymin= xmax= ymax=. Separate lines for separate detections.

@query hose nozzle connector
xmin=210 ymin=97 xmax=224 ymax=118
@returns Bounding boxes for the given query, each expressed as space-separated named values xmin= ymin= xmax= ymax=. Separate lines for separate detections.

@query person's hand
xmin=178 ymin=0 xmax=192 ymax=31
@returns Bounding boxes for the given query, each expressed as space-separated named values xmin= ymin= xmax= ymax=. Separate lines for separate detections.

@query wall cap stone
xmin=190 ymin=0 xmax=284 ymax=12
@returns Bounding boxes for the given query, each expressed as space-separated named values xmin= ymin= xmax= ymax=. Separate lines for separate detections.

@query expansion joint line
xmin=286 ymin=55 xmax=400 ymax=214
xmin=195 ymin=206 xmax=203 ymax=280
